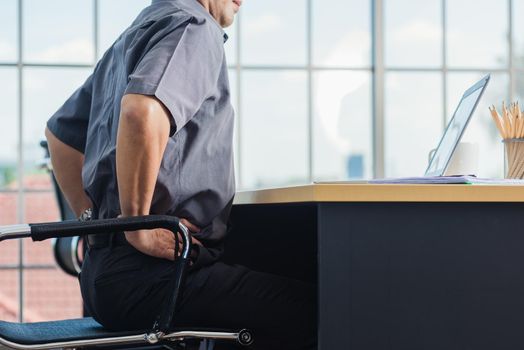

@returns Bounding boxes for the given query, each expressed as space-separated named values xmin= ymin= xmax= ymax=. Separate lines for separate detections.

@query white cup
xmin=444 ymin=142 xmax=479 ymax=176
xmin=428 ymin=142 xmax=479 ymax=176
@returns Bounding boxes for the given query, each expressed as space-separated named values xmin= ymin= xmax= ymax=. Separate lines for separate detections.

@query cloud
xmin=245 ymin=14 xmax=283 ymax=37
xmin=321 ymin=31 xmax=370 ymax=67
xmin=386 ymin=20 xmax=441 ymax=66
xmin=446 ymin=28 xmax=506 ymax=67
xmin=315 ymin=33 xmax=370 ymax=153
xmin=0 ymin=40 xmax=16 ymax=61
xmin=392 ymin=20 xmax=441 ymax=44
xmin=29 ymin=39 xmax=93 ymax=63
xmin=281 ymin=70 xmax=306 ymax=83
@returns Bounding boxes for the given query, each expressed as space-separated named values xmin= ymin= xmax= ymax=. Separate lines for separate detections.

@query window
xmin=242 ymin=0 xmax=307 ymax=66
xmin=0 ymin=68 xmax=18 ymax=190
xmin=23 ymin=0 xmax=94 ymax=64
xmin=446 ymin=0 xmax=508 ymax=69
xmin=385 ymin=73 xmax=443 ymax=177
xmin=241 ymin=71 xmax=308 ymax=188
xmin=0 ymin=0 xmax=18 ymax=63
xmin=385 ymin=0 xmax=442 ymax=68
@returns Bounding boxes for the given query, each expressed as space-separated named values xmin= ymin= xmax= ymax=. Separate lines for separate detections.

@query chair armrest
xmin=0 ymin=215 xmax=192 ymax=334
xmin=0 ymin=224 xmax=32 ymax=241
xmin=0 ymin=215 xmax=190 ymax=258
xmin=31 ymin=215 xmax=179 ymax=239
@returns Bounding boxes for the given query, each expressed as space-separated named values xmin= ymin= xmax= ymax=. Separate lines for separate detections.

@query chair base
xmin=0 ymin=317 xmax=252 ymax=350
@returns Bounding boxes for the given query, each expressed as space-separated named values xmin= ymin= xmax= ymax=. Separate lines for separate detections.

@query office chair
xmin=39 ymin=140 xmax=82 ymax=277
xmin=0 ymin=143 xmax=253 ymax=349
xmin=0 ymin=215 xmax=254 ymax=349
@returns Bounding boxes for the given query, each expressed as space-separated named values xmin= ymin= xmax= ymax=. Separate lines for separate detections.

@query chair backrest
xmin=40 ymin=140 xmax=83 ymax=276
xmin=40 ymin=141 xmax=77 ymax=221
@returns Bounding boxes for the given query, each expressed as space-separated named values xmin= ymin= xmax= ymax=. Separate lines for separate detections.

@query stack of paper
xmin=368 ymin=175 xmax=524 ymax=184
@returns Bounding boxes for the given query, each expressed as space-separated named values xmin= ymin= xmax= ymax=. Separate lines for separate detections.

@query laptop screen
xmin=425 ymin=75 xmax=490 ymax=177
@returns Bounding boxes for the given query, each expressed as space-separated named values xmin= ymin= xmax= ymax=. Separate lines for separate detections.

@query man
xmin=45 ymin=0 xmax=316 ymax=349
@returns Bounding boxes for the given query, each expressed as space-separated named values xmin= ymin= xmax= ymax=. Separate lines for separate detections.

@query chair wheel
xmin=238 ymin=329 xmax=253 ymax=346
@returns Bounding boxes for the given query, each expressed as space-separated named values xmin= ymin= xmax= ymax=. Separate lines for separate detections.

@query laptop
xmin=368 ymin=74 xmax=491 ymax=184
xmin=424 ymin=74 xmax=491 ymax=176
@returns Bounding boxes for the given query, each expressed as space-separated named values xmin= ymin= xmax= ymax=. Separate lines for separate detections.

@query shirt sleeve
xmin=46 ymin=73 xmax=93 ymax=153
xmin=124 ymin=18 xmax=224 ymax=135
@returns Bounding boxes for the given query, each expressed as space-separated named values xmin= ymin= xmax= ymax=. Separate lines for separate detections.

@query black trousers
xmin=80 ymin=241 xmax=317 ymax=350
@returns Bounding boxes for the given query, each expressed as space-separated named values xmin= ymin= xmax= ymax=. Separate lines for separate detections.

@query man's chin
xmin=220 ymin=16 xmax=235 ymax=28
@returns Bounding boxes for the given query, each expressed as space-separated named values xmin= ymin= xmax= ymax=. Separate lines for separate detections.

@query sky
xmin=0 ymin=0 xmax=523 ymax=189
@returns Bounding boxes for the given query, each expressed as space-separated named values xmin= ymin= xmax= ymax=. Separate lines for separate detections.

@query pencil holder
xmin=490 ymin=102 xmax=524 ymax=178
xmin=503 ymin=138 xmax=524 ymax=179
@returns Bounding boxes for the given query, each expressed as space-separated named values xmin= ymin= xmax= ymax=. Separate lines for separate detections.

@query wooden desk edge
xmin=233 ymin=183 xmax=524 ymax=205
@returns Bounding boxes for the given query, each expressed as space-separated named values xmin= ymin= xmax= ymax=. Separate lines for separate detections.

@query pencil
xmin=490 ymin=102 xmax=524 ymax=178
xmin=489 ymin=106 xmax=506 ymax=139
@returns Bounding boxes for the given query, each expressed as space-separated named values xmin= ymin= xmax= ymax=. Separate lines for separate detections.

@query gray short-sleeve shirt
xmin=47 ymin=0 xmax=235 ymax=264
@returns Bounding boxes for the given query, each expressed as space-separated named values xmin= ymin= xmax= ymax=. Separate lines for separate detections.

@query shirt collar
xmin=151 ymin=0 xmax=228 ymax=42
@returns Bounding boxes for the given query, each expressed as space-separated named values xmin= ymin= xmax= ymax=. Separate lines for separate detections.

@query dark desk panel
xmin=226 ymin=200 xmax=524 ymax=350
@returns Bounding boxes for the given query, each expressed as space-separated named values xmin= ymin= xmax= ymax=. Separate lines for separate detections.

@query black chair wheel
xmin=238 ymin=329 xmax=253 ymax=346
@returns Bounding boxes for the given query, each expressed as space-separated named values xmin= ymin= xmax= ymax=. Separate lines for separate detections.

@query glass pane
xmin=23 ymin=68 xmax=92 ymax=191
xmin=242 ymin=0 xmax=306 ymax=66
xmin=517 ymin=70 xmax=524 ymax=103
xmin=0 ymin=68 xmax=19 ymax=190
xmin=23 ymin=191 xmax=60 ymax=265
xmin=517 ymin=0 xmax=524 ymax=102
xmin=0 ymin=271 xmax=19 ymax=322
xmin=23 ymin=0 xmax=94 ymax=64
xmin=385 ymin=0 xmax=442 ymax=68
xmin=447 ymin=0 xmax=508 ymax=68
xmin=98 ymin=0 xmax=150 ymax=58
xmin=313 ymin=71 xmax=372 ymax=180
xmin=224 ymin=19 xmax=237 ymax=66
xmin=241 ymin=71 xmax=308 ymax=189
xmin=0 ymin=193 xmax=19 ymax=265
xmin=515 ymin=0 xmax=524 ymax=69
xmin=447 ymin=73 xmax=509 ymax=178
xmin=385 ymin=72 xmax=443 ymax=177
xmin=313 ymin=0 xmax=371 ymax=67
xmin=24 ymin=269 xmax=82 ymax=321
xmin=0 ymin=0 xmax=18 ymax=62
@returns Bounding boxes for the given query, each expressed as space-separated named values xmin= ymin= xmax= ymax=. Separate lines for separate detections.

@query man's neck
xmin=196 ymin=0 xmax=210 ymax=13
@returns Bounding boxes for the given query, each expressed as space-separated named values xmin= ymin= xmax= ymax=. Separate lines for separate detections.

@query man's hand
xmin=124 ymin=218 xmax=202 ymax=261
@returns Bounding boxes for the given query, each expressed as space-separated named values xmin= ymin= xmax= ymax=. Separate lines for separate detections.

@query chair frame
xmin=0 ymin=215 xmax=253 ymax=349
xmin=40 ymin=140 xmax=83 ymax=278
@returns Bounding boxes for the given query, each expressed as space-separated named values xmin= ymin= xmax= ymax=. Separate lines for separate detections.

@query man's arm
xmin=45 ymin=127 xmax=93 ymax=217
xmin=117 ymin=94 xmax=200 ymax=260
xmin=117 ymin=93 xmax=170 ymax=218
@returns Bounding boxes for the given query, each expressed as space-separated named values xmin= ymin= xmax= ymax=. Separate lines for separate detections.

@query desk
xmin=224 ymin=184 xmax=524 ymax=350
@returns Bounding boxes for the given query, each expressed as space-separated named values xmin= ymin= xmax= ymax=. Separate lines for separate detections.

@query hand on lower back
xmin=125 ymin=218 xmax=202 ymax=260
